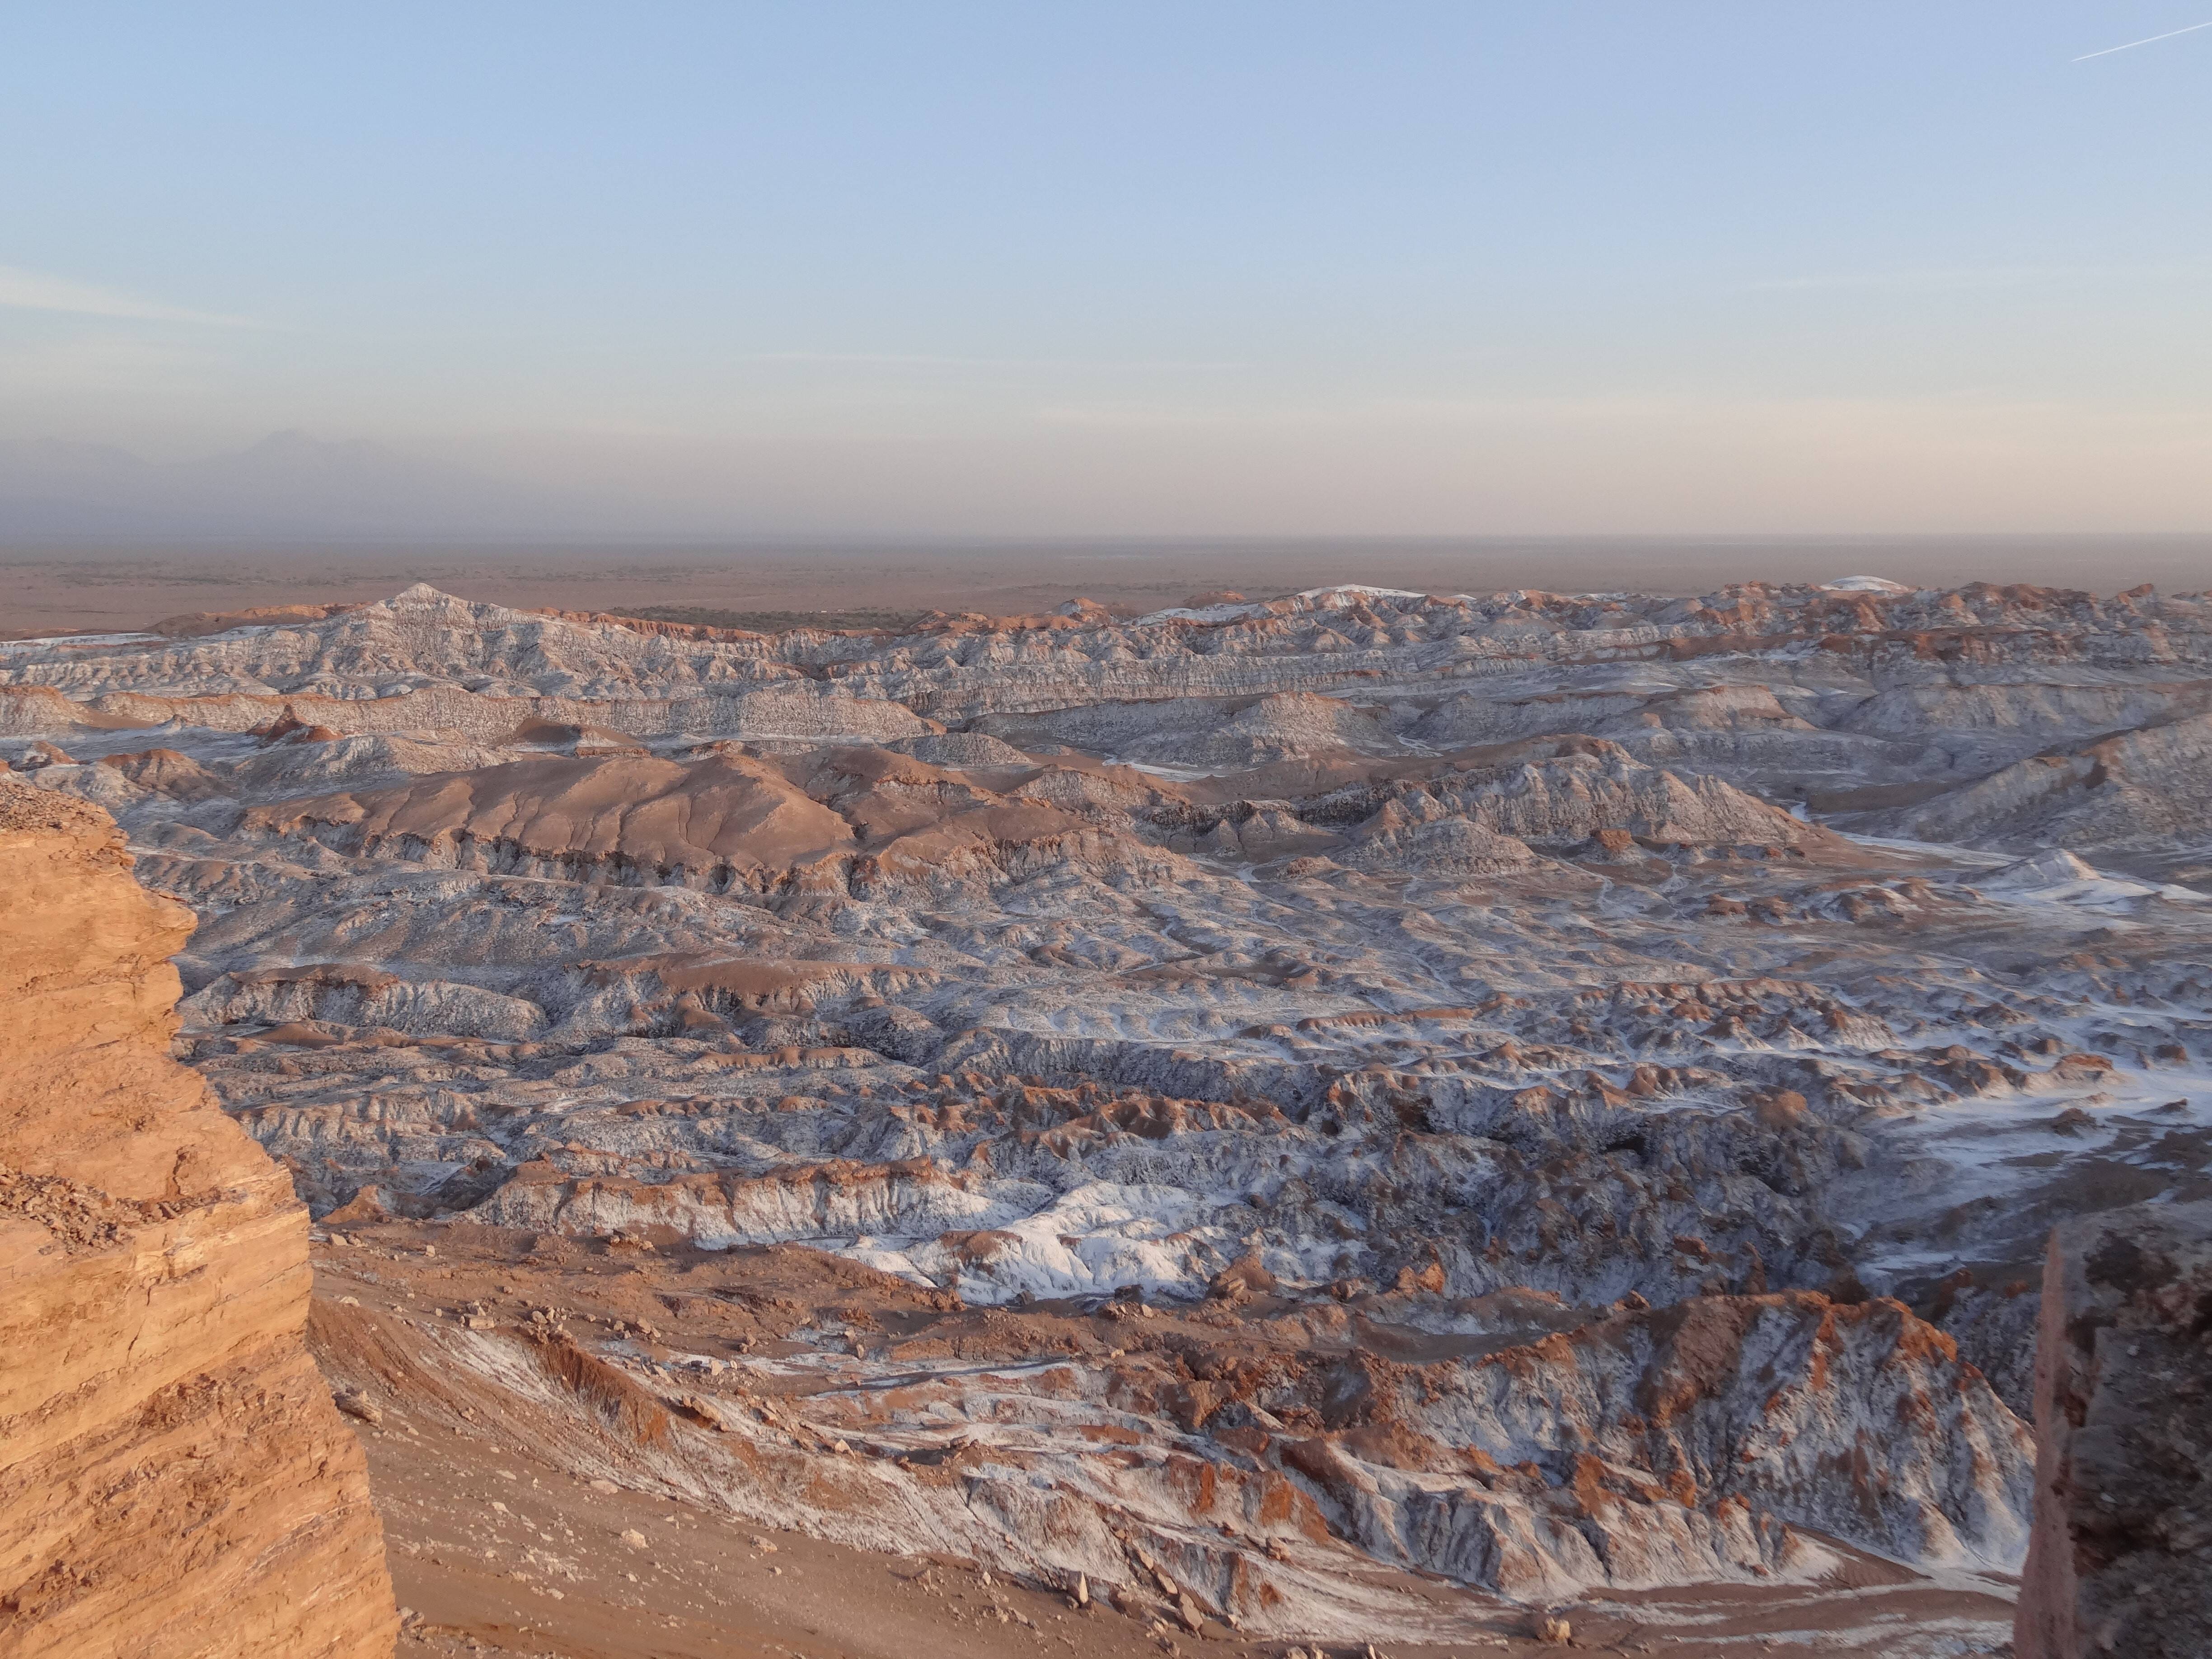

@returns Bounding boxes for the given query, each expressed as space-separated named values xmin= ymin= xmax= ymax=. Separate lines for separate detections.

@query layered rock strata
xmin=2015 ymin=1201 xmax=2212 ymax=1659
xmin=13 ymin=578 xmax=2212 ymax=1643
xmin=0 ymin=783 xmax=396 ymax=1659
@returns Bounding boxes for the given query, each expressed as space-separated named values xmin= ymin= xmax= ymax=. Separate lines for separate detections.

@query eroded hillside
xmin=7 ymin=576 xmax=2211 ymax=1655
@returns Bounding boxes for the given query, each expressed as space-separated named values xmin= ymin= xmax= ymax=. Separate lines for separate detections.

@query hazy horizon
xmin=10 ymin=530 xmax=2212 ymax=637
xmin=6 ymin=5 xmax=2211 ymax=539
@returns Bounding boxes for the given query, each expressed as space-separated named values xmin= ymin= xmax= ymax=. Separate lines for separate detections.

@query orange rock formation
xmin=0 ymin=783 xmax=397 ymax=1659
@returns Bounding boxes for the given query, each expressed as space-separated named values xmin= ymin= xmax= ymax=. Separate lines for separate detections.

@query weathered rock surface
xmin=306 ymin=1219 xmax=2030 ymax=1650
xmin=2015 ymin=1200 xmax=2212 ymax=1659
xmin=10 ymin=576 xmax=2212 ymax=1650
xmin=0 ymin=783 xmax=397 ymax=1659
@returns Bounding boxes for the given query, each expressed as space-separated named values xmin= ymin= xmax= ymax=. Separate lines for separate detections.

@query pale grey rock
xmin=8 ymin=576 xmax=2212 ymax=1627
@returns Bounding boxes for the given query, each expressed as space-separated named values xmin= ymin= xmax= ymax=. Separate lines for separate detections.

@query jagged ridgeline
xmin=3 ymin=577 xmax=2208 ymax=1646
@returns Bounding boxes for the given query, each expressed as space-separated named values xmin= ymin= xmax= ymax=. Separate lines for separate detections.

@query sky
xmin=3 ymin=2 xmax=2210 ymax=536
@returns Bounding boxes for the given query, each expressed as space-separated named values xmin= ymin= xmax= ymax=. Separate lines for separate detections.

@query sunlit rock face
xmin=6 ymin=575 xmax=2212 ymax=1644
xmin=0 ymin=783 xmax=398 ymax=1659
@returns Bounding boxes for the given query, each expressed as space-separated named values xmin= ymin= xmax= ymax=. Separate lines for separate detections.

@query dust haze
xmin=8 ymin=534 xmax=2211 ymax=637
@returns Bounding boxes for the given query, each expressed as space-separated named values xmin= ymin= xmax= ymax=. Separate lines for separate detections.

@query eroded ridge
xmin=6 ymin=577 xmax=2212 ymax=1652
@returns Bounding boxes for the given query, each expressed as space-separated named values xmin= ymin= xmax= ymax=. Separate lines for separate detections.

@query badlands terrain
xmin=6 ymin=574 xmax=2212 ymax=1656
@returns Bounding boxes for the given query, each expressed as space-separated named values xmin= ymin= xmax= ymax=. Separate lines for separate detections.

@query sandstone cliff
xmin=0 ymin=783 xmax=397 ymax=1659
xmin=2015 ymin=1200 xmax=2212 ymax=1659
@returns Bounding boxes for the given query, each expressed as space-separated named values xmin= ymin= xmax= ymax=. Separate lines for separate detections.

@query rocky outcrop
xmin=2015 ymin=1201 xmax=2212 ymax=1659
xmin=245 ymin=750 xmax=859 ymax=888
xmin=0 ymin=783 xmax=396 ymax=1659
xmin=1407 ymin=1292 xmax=2034 ymax=1591
xmin=1893 ymin=712 xmax=2212 ymax=856
xmin=11 ymin=577 xmax=2212 ymax=1638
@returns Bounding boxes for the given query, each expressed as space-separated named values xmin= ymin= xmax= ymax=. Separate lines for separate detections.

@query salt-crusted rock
xmin=9 ymin=577 xmax=2212 ymax=1640
xmin=1321 ymin=1291 xmax=2033 ymax=1598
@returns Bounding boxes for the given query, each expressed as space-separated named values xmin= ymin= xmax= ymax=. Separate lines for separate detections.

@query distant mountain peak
xmin=0 ymin=431 xmax=637 ymax=539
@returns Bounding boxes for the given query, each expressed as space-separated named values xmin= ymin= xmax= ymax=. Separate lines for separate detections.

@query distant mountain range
xmin=0 ymin=432 xmax=641 ymax=539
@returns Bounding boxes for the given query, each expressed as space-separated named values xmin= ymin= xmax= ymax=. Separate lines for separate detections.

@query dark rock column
xmin=2015 ymin=1200 xmax=2212 ymax=1659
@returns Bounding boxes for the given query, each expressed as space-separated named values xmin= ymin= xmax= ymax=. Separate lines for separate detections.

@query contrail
xmin=2074 ymin=17 xmax=2212 ymax=60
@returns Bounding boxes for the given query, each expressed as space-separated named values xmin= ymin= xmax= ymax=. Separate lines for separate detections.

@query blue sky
xmin=3 ymin=3 xmax=2208 ymax=534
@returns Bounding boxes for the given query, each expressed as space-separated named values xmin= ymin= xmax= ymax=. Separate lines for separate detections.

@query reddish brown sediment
xmin=14 ymin=576 xmax=2212 ymax=1655
xmin=0 ymin=784 xmax=398 ymax=1659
